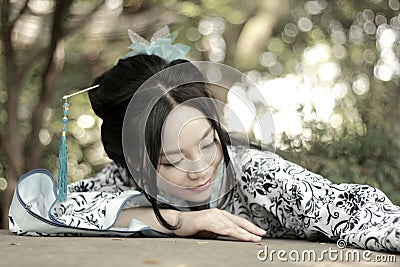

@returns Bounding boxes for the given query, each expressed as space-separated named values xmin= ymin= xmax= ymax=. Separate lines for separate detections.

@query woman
xmin=9 ymin=31 xmax=399 ymax=253
xmin=91 ymin=55 xmax=267 ymax=242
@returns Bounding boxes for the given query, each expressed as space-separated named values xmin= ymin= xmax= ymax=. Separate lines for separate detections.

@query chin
xmin=178 ymin=189 xmax=213 ymax=205
xmin=185 ymin=193 xmax=212 ymax=204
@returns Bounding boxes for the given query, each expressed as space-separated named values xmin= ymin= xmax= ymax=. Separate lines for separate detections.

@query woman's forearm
xmin=113 ymin=207 xmax=266 ymax=242
xmin=114 ymin=207 xmax=180 ymax=234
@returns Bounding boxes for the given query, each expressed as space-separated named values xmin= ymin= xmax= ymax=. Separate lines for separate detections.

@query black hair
xmin=89 ymin=55 xmax=235 ymax=230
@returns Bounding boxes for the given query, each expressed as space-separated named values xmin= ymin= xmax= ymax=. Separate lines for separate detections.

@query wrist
xmin=161 ymin=209 xmax=182 ymax=229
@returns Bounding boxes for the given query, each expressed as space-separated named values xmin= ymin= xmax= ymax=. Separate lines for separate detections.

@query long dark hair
xmin=89 ymin=55 xmax=235 ymax=230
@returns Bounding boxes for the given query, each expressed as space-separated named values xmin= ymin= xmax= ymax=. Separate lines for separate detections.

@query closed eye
xmin=202 ymin=137 xmax=217 ymax=150
xmin=161 ymin=132 xmax=217 ymax=168
xmin=161 ymin=158 xmax=183 ymax=168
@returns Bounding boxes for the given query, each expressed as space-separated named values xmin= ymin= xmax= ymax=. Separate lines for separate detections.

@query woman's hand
xmin=115 ymin=207 xmax=265 ymax=242
xmin=172 ymin=208 xmax=266 ymax=242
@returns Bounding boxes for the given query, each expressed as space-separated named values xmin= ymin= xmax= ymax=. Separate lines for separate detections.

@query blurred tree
xmin=259 ymin=0 xmax=400 ymax=204
xmin=0 ymin=0 xmax=107 ymax=228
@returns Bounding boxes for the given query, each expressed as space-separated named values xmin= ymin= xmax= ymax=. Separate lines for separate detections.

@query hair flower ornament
xmin=122 ymin=26 xmax=191 ymax=63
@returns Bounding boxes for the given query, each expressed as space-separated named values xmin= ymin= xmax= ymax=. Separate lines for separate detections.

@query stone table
xmin=1 ymin=230 xmax=398 ymax=267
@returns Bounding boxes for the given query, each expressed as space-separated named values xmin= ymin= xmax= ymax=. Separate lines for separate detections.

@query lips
xmin=188 ymin=178 xmax=212 ymax=192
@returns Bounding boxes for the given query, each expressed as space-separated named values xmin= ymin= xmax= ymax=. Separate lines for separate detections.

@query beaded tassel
xmin=57 ymin=99 xmax=69 ymax=201
xmin=55 ymin=85 xmax=99 ymax=201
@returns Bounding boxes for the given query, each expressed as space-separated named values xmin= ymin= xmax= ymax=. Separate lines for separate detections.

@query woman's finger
xmin=221 ymin=224 xmax=263 ymax=242
xmin=205 ymin=210 xmax=264 ymax=242
xmin=221 ymin=210 xmax=266 ymax=237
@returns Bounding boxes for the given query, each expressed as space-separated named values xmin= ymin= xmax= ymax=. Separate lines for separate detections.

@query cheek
xmin=157 ymin=168 xmax=187 ymax=196
xmin=214 ymin=142 xmax=224 ymax=164
xmin=157 ymin=167 xmax=183 ymax=185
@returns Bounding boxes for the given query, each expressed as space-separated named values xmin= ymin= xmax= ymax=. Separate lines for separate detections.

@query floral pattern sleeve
xmin=8 ymin=164 xmax=157 ymax=236
xmin=50 ymin=163 xmax=153 ymax=231
xmin=68 ymin=162 xmax=135 ymax=194
xmin=229 ymin=147 xmax=400 ymax=252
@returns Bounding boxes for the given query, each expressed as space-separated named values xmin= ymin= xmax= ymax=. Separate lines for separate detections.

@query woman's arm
xmin=114 ymin=207 xmax=266 ymax=242
xmin=231 ymin=148 xmax=400 ymax=252
xmin=114 ymin=207 xmax=178 ymax=233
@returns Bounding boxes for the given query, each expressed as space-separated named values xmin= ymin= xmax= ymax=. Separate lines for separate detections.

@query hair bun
xmin=89 ymin=55 xmax=168 ymax=119
xmin=89 ymin=55 xmax=169 ymax=165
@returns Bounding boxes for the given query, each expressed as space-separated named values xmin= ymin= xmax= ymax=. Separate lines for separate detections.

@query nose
xmin=187 ymin=164 xmax=209 ymax=180
xmin=185 ymin=151 xmax=212 ymax=180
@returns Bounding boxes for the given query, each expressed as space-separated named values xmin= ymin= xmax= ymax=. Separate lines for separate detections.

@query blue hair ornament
xmin=56 ymin=85 xmax=99 ymax=201
xmin=122 ymin=26 xmax=191 ymax=63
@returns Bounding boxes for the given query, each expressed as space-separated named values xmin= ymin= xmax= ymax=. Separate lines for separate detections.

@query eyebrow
xmin=161 ymin=126 xmax=214 ymax=157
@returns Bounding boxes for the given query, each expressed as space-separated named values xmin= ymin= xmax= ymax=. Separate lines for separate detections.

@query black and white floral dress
xmin=9 ymin=146 xmax=400 ymax=252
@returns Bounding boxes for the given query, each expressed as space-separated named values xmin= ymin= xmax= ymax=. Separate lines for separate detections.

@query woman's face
xmin=156 ymin=104 xmax=223 ymax=203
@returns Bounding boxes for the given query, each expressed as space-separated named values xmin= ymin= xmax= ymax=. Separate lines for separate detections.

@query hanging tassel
xmin=57 ymin=99 xmax=69 ymax=201
xmin=55 ymin=85 xmax=99 ymax=201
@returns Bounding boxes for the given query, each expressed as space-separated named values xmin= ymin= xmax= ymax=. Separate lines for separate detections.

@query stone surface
xmin=0 ymin=230 xmax=398 ymax=266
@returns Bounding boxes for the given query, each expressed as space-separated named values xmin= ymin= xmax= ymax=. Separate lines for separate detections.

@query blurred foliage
xmin=0 ymin=0 xmax=399 ymax=205
xmin=263 ymin=0 xmax=400 ymax=204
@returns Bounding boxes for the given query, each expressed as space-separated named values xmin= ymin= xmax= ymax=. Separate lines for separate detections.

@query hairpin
xmin=57 ymin=84 xmax=99 ymax=201
xmin=121 ymin=25 xmax=191 ymax=63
